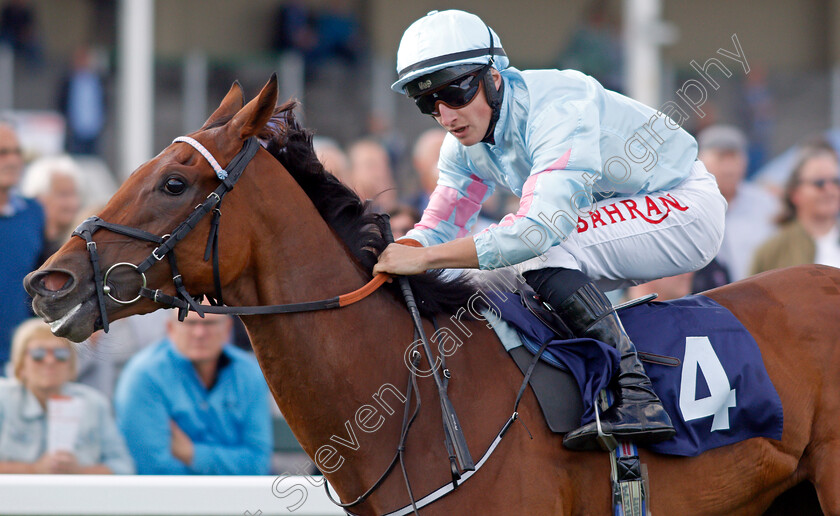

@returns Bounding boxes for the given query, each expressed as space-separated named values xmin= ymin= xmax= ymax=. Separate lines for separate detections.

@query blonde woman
xmin=0 ymin=319 xmax=133 ymax=474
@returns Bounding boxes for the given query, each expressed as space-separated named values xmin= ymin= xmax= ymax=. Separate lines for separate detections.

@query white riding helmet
xmin=391 ymin=10 xmax=509 ymax=95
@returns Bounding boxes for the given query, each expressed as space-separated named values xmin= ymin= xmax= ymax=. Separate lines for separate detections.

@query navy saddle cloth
xmin=487 ymin=291 xmax=783 ymax=457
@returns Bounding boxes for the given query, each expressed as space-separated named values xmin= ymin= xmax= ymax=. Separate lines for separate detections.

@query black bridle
xmin=72 ymin=136 xmax=261 ymax=331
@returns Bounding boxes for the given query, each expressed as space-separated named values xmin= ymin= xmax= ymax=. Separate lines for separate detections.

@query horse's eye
xmin=164 ymin=177 xmax=187 ymax=195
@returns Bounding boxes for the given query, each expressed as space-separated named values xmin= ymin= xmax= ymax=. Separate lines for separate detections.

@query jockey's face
xmin=433 ymin=69 xmax=501 ymax=147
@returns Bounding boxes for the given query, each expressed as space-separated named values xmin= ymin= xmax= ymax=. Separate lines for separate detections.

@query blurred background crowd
xmin=1 ymin=0 xmax=840 ymax=480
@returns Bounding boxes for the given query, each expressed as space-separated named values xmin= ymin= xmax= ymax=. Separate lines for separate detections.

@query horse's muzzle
xmin=25 ymin=268 xmax=77 ymax=300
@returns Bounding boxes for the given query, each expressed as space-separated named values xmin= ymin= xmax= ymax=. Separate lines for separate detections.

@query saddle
xmin=506 ymin=288 xmax=670 ymax=433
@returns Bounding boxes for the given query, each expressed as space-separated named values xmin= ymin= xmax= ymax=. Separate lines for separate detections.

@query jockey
xmin=373 ymin=10 xmax=726 ymax=450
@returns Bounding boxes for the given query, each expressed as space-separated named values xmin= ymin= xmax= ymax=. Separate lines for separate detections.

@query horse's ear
xmin=201 ymin=81 xmax=245 ymax=130
xmin=227 ymin=74 xmax=278 ymax=140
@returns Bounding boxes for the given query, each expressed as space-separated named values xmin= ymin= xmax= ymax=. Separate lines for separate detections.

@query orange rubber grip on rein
xmin=395 ymin=238 xmax=423 ymax=248
xmin=337 ymin=239 xmax=423 ymax=307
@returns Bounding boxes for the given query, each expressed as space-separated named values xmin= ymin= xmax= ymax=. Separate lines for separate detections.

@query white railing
xmin=0 ymin=475 xmax=344 ymax=516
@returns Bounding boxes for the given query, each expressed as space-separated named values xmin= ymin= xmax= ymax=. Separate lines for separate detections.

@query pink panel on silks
xmin=415 ymin=175 xmax=489 ymax=237
xmin=516 ymin=172 xmax=544 ymax=217
xmin=546 ymin=148 xmax=572 ymax=172
xmin=453 ymin=175 xmax=489 ymax=237
xmin=414 ymin=186 xmax=460 ymax=231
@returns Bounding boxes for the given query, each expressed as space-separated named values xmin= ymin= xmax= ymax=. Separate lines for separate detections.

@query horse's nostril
xmin=42 ymin=271 xmax=73 ymax=292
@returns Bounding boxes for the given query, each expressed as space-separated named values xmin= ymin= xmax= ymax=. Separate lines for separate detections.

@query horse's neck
xmin=229 ymin=190 xmax=415 ymax=481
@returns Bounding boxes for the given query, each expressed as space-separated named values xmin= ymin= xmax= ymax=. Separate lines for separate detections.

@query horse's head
xmin=25 ymin=76 xmax=280 ymax=342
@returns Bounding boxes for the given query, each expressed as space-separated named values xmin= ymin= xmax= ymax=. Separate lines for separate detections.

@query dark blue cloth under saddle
xmin=487 ymin=291 xmax=784 ymax=457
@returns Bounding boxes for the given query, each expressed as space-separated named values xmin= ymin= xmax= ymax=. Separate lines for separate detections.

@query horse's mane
xmin=255 ymin=101 xmax=478 ymax=316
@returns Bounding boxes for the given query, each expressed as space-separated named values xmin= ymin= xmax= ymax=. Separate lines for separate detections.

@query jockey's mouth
xmin=450 ymin=125 xmax=469 ymax=137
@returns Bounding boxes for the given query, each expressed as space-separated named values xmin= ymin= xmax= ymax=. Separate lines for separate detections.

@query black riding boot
xmin=524 ymin=268 xmax=675 ymax=451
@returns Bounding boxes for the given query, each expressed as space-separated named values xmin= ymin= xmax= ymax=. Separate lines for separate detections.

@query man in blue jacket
xmin=374 ymin=10 xmax=727 ymax=450
xmin=115 ymin=311 xmax=272 ymax=474
xmin=0 ymin=120 xmax=43 ymax=376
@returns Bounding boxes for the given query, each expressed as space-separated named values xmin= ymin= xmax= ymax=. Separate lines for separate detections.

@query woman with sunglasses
xmin=374 ymin=9 xmax=728 ymax=451
xmin=0 ymin=318 xmax=134 ymax=474
xmin=751 ymin=141 xmax=840 ymax=275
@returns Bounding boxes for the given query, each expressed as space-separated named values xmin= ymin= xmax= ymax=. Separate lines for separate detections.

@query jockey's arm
xmin=373 ymin=237 xmax=478 ymax=276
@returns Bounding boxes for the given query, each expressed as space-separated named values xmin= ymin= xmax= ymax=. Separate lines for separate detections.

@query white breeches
xmin=507 ymin=160 xmax=727 ymax=292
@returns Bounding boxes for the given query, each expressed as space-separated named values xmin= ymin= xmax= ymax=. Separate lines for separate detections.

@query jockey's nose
xmin=437 ymin=103 xmax=459 ymax=125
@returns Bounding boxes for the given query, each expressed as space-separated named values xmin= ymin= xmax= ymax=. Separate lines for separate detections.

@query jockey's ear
xmin=201 ymin=81 xmax=245 ymax=130
xmin=490 ymin=68 xmax=502 ymax=90
xmin=227 ymin=73 xmax=278 ymax=141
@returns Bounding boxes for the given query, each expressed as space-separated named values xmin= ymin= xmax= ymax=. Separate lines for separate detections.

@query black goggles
xmin=412 ymin=64 xmax=490 ymax=116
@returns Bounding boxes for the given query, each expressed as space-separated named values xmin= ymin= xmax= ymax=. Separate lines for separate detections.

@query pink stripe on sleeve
xmin=518 ymin=149 xmax=572 ymax=217
xmin=415 ymin=185 xmax=459 ymax=231
xmin=453 ymin=175 xmax=489 ymax=237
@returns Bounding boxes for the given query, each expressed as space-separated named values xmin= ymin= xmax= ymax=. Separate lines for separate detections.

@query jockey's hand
xmin=373 ymin=237 xmax=480 ymax=276
xmin=374 ymin=243 xmax=430 ymax=276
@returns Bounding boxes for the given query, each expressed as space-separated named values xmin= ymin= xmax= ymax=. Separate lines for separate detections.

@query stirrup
xmin=594 ymin=402 xmax=618 ymax=452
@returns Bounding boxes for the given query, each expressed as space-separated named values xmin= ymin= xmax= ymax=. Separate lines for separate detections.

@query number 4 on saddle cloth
xmin=483 ymin=291 xmax=783 ymax=456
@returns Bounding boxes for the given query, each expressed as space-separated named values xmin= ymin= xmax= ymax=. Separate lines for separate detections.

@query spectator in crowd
xmin=58 ymin=46 xmax=107 ymax=155
xmin=348 ymin=138 xmax=397 ymax=212
xmin=270 ymin=0 xmax=362 ymax=77
xmin=114 ymin=311 xmax=272 ymax=475
xmin=751 ymin=141 xmax=840 ymax=274
xmin=0 ymin=318 xmax=134 ymax=474
xmin=695 ymin=125 xmax=778 ymax=284
xmin=271 ymin=1 xmax=318 ymax=61
xmin=74 ymin=310 xmax=170 ymax=400
xmin=0 ymin=120 xmax=43 ymax=376
xmin=557 ymin=0 xmax=623 ymax=92
xmin=20 ymin=154 xmax=83 ymax=265
xmin=314 ymin=0 xmax=363 ymax=67
xmin=0 ymin=0 xmax=41 ymax=67
xmin=406 ymin=127 xmax=446 ymax=213
xmin=366 ymin=113 xmax=406 ymax=177
xmin=313 ymin=136 xmax=350 ymax=183
xmin=741 ymin=64 xmax=775 ymax=178
xmin=388 ymin=203 xmax=421 ymax=240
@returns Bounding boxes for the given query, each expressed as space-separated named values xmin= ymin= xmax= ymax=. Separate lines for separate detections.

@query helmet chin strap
xmin=480 ymin=23 xmax=504 ymax=145
xmin=480 ymin=68 xmax=504 ymax=144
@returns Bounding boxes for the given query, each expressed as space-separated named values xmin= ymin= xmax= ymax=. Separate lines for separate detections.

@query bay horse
xmin=25 ymin=76 xmax=840 ymax=515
